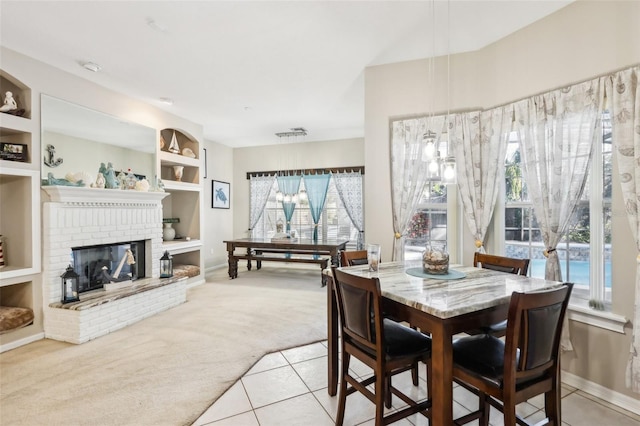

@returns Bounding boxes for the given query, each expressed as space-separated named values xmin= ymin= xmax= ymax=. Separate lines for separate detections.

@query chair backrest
xmin=473 ymin=252 xmax=530 ymax=276
xmin=340 ymin=250 xmax=369 ymax=267
xmin=332 ymin=267 xmax=384 ymax=357
xmin=503 ymin=283 xmax=573 ymax=385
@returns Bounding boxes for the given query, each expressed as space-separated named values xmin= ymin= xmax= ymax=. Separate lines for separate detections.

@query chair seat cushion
xmin=478 ymin=319 xmax=507 ymax=334
xmin=453 ymin=334 xmax=506 ymax=387
xmin=383 ymin=318 xmax=431 ymax=357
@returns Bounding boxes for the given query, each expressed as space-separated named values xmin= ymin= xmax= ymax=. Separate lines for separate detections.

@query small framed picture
xmin=212 ymin=180 xmax=230 ymax=209
xmin=0 ymin=142 xmax=28 ymax=162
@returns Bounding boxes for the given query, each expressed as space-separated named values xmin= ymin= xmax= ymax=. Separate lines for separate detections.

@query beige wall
xmin=365 ymin=0 xmax=639 ymax=399
xmin=203 ymin=139 xmax=234 ymax=270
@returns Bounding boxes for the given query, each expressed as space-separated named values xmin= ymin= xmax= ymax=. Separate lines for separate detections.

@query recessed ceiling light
xmin=82 ymin=62 xmax=101 ymax=72
xmin=159 ymin=97 xmax=174 ymax=106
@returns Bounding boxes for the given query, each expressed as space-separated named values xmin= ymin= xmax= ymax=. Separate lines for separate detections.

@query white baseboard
xmin=562 ymin=371 xmax=640 ymax=415
xmin=0 ymin=332 xmax=44 ymax=353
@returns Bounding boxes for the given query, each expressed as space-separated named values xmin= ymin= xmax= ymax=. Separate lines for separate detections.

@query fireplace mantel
xmin=42 ymin=186 xmax=169 ymax=204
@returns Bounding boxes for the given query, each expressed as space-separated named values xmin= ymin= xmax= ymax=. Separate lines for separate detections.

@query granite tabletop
xmin=335 ymin=261 xmax=563 ymax=319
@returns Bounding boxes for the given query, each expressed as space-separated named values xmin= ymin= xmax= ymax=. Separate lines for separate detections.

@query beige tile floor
xmin=193 ymin=341 xmax=640 ymax=426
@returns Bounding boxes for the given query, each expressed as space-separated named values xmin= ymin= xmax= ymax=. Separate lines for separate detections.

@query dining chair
xmin=452 ymin=283 xmax=573 ymax=426
xmin=473 ymin=252 xmax=530 ymax=276
xmin=470 ymin=253 xmax=531 ymax=337
xmin=332 ymin=267 xmax=432 ymax=425
xmin=340 ymin=249 xmax=368 ymax=266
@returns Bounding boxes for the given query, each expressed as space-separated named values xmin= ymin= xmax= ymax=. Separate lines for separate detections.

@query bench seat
xmin=233 ymin=252 xmax=331 ymax=286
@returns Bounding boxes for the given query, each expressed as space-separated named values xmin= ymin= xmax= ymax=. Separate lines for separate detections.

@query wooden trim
xmin=246 ymin=166 xmax=364 ymax=179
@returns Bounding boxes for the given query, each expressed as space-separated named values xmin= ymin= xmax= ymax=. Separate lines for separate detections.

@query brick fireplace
xmin=41 ymin=186 xmax=187 ymax=344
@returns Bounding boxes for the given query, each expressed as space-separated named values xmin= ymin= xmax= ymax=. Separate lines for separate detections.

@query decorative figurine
xmin=104 ymin=162 xmax=117 ymax=189
xmin=168 ymin=131 xmax=180 ymax=154
xmin=44 ymin=144 xmax=63 ymax=168
xmin=92 ymin=172 xmax=106 ymax=188
xmin=135 ymin=178 xmax=150 ymax=191
xmin=124 ymin=169 xmax=138 ymax=190
xmin=42 ymin=172 xmax=84 ymax=186
xmin=181 ymin=147 xmax=196 ymax=158
xmin=0 ymin=91 xmax=25 ymax=116
xmin=0 ymin=91 xmax=17 ymax=112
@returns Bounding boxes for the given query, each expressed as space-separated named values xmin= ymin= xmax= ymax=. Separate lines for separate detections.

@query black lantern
xmin=160 ymin=250 xmax=173 ymax=278
xmin=61 ymin=265 xmax=80 ymax=303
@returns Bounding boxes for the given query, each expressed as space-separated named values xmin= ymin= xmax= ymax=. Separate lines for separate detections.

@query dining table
xmin=326 ymin=260 xmax=563 ymax=425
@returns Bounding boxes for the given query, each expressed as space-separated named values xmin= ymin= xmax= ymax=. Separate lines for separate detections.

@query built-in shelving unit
xmin=159 ymin=128 xmax=204 ymax=286
xmin=0 ymin=70 xmax=43 ymax=351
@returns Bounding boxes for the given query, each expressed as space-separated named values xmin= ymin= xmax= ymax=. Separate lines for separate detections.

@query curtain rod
xmin=246 ymin=166 xmax=364 ymax=179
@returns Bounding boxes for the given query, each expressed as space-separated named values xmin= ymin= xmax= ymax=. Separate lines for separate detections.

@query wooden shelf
xmin=162 ymin=180 xmax=201 ymax=192
xmin=159 ymin=151 xmax=200 ymax=168
xmin=162 ymin=239 xmax=203 ymax=255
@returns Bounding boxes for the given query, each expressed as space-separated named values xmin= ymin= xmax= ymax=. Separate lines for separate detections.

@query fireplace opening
xmin=71 ymin=241 xmax=146 ymax=293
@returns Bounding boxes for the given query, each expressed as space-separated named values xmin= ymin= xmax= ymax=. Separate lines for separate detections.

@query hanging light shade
xmin=275 ymin=190 xmax=284 ymax=201
xmin=422 ymin=130 xmax=437 ymax=162
xmin=283 ymin=193 xmax=292 ymax=203
xmin=298 ymin=188 xmax=307 ymax=201
xmin=441 ymin=156 xmax=457 ymax=184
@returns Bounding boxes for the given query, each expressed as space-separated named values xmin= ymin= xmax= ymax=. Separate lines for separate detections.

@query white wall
xmin=364 ymin=0 xmax=639 ymax=399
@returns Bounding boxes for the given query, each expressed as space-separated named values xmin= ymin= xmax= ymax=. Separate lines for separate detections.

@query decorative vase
xmin=173 ymin=166 xmax=184 ymax=182
xmin=422 ymin=242 xmax=449 ymax=275
xmin=163 ymin=223 xmax=176 ymax=241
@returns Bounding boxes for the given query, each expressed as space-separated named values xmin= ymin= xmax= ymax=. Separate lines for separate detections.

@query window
xmin=503 ymin=112 xmax=612 ymax=305
xmin=252 ymin=178 xmax=359 ymax=249
xmin=404 ymin=182 xmax=453 ymax=261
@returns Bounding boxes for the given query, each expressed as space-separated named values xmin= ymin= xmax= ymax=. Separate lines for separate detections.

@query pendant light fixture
xmin=274 ymin=127 xmax=308 ymax=202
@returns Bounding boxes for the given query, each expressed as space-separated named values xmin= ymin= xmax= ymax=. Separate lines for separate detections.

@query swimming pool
xmin=529 ymin=259 xmax=612 ymax=288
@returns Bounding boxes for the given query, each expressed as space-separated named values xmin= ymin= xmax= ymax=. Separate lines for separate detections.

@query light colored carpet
xmin=0 ymin=265 xmax=328 ymax=426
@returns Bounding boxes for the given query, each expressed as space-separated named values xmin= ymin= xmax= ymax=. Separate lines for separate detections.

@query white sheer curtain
xmin=514 ymin=78 xmax=604 ymax=352
xmin=249 ymin=174 xmax=276 ymax=236
xmin=607 ymin=66 xmax=640 ymax=392
xmin=390 ymin=116 xmax=445 ymax=260
xmin=333 ymin=171 xmax=364 ymax=249
xmin=453 ymin=108 xmax=511 ymax=253
xmin=515 ymin=79 xmax=604 ymax=281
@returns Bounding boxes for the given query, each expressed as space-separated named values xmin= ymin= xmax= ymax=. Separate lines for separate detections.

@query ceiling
xmin=0 ymin=1 xmax=572 ymax=148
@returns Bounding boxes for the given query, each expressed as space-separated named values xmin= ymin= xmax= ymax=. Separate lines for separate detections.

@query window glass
xmin=405 ymin=182 xmax=448 ymax=260
xmin=253 ymin=177 xmax=359 ymax=249
xmin=504 ymin=111 xmax=612 ymax=303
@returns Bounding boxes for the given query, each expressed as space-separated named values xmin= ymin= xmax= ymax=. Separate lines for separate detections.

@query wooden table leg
xmin=430 ymin=325 xmax=454 ymax=425
xmin=327 ymin=274 xmax=338 ymax=396
xmin=226 ymin=244 xmax=238 ymax=279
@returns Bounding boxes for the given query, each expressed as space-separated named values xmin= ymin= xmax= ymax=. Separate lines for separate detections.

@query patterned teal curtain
xmin=303 ymin=173 xmax=331 ymax=241
xmin=276 ymin=175 xmax=301 ymax=232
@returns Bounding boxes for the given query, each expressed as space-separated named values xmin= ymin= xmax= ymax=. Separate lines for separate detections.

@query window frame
xmin=498 ymin=116 xmax=624 ymax=332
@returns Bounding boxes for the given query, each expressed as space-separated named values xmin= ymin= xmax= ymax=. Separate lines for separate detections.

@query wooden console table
xmin=223 ymin=238 xmax=348 ymax=285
